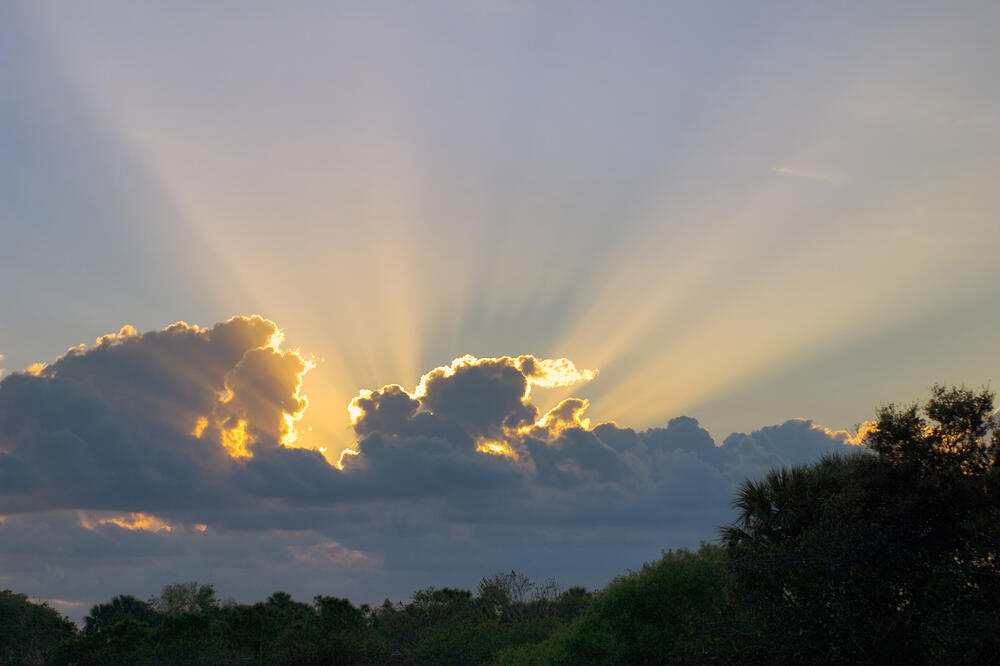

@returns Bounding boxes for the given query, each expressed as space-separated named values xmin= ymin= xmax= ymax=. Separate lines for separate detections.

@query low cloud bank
xmin=0 ymin=317 xmax=858 ymax=620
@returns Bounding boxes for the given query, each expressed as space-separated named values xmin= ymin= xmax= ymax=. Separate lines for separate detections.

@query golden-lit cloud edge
xmin=0 ymin=315 xmax=869 ymax=535
xmin=15 ymin=315 xmax=867 ymax=470
xmin=77 ymin=511 xmax=188 ymax=534
xmin=347 ymin=354 xmax=598 ymax=461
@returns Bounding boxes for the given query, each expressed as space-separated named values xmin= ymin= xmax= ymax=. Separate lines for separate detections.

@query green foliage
xmin=52 ymin=574 xmax=584 ymax=664
xmin=496 ymin=544 xmax=729 ymax=665
xmin=313 ymin=595 xmax=367 ymax=664
xmin=150 ymin=580 xmax=218 ymax=615
xmin=16 ymin=384 xmax=1000 ymax=664
xmin=0 ymin=590 xmax=74 ymax=665
xmin=866 ymin=384 xmax=998 ymax=473
xmin=84 ymin=594 xmax=157 ymax=633
xmin=722 ymin=385 xmax=1000 ymax=663
xmin=63 ymin=616 xmax=156 ymax=665
xmin=153 ymin=611 xmax=225 ymax=664
xmin=220 ymin=591 xmax=326 ymax=665
xmin=363 ymin=575 xmax=591 ymax=666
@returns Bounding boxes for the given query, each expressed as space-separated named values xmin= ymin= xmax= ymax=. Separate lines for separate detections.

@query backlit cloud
xmin=342 ymin=350 xmax=853 ymax=515
xmin=79 ymin=512 xmax=174 ymax=534
xmin=0 ymin=317 xmax=859 ymax=620
xmin=350 ymin=354 xmax=596 ymax=449
xmin=0 ymin=315 xmax=318 ymax=516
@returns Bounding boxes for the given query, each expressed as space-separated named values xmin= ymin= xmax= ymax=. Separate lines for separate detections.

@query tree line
xmin=3 ymin=385 xmax=998 ymax=664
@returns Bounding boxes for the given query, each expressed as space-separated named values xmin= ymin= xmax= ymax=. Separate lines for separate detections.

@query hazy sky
xmin=2 ymin=1 xmax=999 ymax=619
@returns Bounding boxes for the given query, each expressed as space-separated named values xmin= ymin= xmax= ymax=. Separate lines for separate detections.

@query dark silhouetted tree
xmin=721 ymin=385 xmax=1000 ymax=664
xmin=495 ymin=545 xmax=729 ymax=665
xmin=0 ymin=590 xmax=75 ymax=665
xmin=84 ymin=594 xmax=157 ymax=633
xmin=150 ymin=580 xmax=218 ymax=615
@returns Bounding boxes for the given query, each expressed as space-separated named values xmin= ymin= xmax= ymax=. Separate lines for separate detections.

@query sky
xmin=1 ymin=0 xmax=999 ymax=621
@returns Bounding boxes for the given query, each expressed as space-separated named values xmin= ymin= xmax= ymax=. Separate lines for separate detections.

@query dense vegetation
xmin=20 ymin=575 xmax=591 ymax=665
xmin=3 ymin=385 xmax=998 ymax=664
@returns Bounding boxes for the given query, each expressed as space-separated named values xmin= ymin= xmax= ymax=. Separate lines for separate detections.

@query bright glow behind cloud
xmin=7 ymin=0 xmax=1000 ymax=477
xmin=410 ymin=355 xmax=597 ymax=399
xmin=0 ymin=315 xmax=872 ymax=621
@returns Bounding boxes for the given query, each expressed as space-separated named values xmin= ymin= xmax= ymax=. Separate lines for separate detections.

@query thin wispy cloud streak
xmin=771 ymin=165 xmax=844 ymax=184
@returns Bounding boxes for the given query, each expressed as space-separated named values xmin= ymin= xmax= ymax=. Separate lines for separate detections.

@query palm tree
xmin=84 ymin=594 xmax=157 ymax=633
xmin=720 ymin=462 xmax=823 ymax=547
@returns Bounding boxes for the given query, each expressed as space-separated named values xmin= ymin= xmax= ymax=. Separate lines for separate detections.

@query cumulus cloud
xmin=0 ymin=317 xmax=861 ymax=619
xmin=0 ymin=316 xmax=317 ymax=517
xmin=339 ymin=354 xmax=856 ymax=531
xmin=350 ymin=355 xmax=597 ymax=446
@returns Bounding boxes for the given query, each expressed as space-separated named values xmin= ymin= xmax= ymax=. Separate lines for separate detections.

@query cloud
xmin=0 ymin=315 xmax=318 ymax=517
xmin=350 ymin=355 xmax=597 ymax=443
xmin=527 ymin=398 xmax=592 ymax=439
xmin=720 ymin=418 xmax=861 ymax=479
xmin=771 ymin=164 xmax=844 ymax=184
xmin=341 ymin=355 xmax=855 ymax=528
xmin=79 ymin=512 xmax=174 ymax=533
xmin=0 ymin=317 xmax=861 ymax=620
